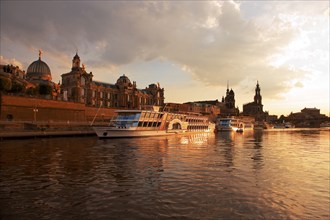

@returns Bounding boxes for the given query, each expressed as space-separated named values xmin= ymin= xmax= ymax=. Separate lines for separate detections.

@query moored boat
xmin=92 ymin=108 xmax=215 ymax=138
xmin=216 ymin=117 xmax=252 ymax=132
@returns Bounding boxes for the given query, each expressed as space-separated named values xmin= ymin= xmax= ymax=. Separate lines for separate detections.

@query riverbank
xmin=0 ymin=121 xmax=101 ymax=140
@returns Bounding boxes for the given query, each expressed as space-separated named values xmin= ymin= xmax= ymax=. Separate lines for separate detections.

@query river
xmin=0 ymin=129 xmax=329 ymax=219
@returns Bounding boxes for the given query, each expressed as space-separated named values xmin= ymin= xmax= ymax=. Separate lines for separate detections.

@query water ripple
xmin=0 ymin=130 xmax=329 ymax=219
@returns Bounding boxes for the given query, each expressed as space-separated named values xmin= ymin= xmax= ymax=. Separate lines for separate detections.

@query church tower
xmin=72 ymin=53 xmax=81 ymax=70
xmin=242 ymin=81 xmax=264 ymax=119
xmin=62 ymin=53 xmax=93 ymax=103
xmin=224 ymin=81 xmax=235 ymax=109
xmin=254 ymin=81 xmax=262 ymax=105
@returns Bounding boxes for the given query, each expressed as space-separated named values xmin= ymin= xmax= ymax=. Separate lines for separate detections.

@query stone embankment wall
xmin=0 ymin=94 xmax=117 ymax=123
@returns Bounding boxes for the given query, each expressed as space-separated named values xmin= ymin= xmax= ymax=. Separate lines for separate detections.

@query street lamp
xmin=33 ymin=107 xmax=38 ymax=123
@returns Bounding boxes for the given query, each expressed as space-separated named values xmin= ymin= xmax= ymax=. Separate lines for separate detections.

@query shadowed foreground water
xmin=0 ymin=129 xmax=329 ymax=219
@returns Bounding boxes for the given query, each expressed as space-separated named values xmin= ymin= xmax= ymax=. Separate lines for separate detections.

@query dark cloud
xmin=0 ymin=1 xmax=326 ymax=100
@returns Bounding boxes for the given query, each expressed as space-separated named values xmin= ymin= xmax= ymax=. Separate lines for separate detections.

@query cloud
xmin=0 ymin=55 xmax=24 ymax=69
xmin=294 ymin=81 xmax=304 ymax=88
xmin=0 ymin=1 xmax=328 ymax=100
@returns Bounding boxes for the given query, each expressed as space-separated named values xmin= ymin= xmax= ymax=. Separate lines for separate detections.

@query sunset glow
xmin=1 ymin=1 xmax=329 ymax=116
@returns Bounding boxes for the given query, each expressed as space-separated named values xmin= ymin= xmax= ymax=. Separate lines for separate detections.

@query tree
xmin=37 ymin=84 xmax=52 ymax=95
xmin=26 ymin=87 xmax=37 ymax=96
xmin=10 ymin=81 xmax=24 ymax=93
xmin=0 ymin=76 xmax=12 ymax=91
xmin=278 ymin=115 xmax=286 ymax=123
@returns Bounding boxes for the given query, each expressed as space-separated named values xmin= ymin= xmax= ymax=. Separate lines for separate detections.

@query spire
xmin=254 ymin=80 xmax=262 ymax=104
xmin=256 ymin=80 xmax=260 ymax=91
xmin=72 ymin=52 xmax=81 ymax=69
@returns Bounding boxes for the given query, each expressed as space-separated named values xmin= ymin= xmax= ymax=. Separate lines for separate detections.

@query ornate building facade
xmin=61 ymin=53 xmax=165 ymax=109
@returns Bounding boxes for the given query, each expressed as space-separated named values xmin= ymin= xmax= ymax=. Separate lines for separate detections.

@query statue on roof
xmin=39 ymin=49 xmax=42 ymax=60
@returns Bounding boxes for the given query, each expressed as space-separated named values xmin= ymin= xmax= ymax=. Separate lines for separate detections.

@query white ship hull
xmin=92 ymin=109 xmax=215 ymax=138
xmin=93 ymin=127 xmax=180 ymax=138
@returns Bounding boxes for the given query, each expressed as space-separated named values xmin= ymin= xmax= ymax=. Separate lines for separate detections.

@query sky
xmin=1 ymin=0 xmax=329 ymax=116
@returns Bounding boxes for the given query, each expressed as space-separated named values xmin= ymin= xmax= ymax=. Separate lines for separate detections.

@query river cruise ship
xmin=216 ymin=117 xmax=253 ymax=132
xmin=93 ymin=109 xmax=215 ymax=138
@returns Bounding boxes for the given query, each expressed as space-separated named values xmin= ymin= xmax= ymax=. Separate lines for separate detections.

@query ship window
xmin=147 ymin=122 xmax=152 ymax=127
xmin=138 ymin=122 xmax=143 ymax=127
xmin=128 ymin=114 xmax=135 ymax=120
xmin=143 ymin=122 xmax=148 ymax=127
xmin=135 ymin=113 xmax=141 ymax=120
xmin=157 ymin=122 xmax=161 ymax=127
xmin=132 ymin=122 xmax=138 ymax=127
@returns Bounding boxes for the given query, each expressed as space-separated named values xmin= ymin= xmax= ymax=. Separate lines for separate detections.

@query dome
xmin=116 ymin=74 xmax=131 ymax=86
xmin=26 ymin=57 xmax=52 ymax=81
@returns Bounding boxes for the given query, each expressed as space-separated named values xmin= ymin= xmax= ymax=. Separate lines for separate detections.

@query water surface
xmin=0 ymin=129 xmax=329 ymax=219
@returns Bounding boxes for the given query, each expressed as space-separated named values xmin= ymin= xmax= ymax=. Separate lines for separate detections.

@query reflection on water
xmin=0 ymin=129 xmax=329 ymax=219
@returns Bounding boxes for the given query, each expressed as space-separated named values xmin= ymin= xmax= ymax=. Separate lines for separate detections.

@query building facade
xmin=61 ymin=53 xmax=165 ymax=109
xmin=286 ymin=107 xmax=328 ymax=127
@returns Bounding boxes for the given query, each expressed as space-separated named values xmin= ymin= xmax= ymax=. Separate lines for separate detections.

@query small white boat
xmin=92 ymin=109 xmax=215 ymax=138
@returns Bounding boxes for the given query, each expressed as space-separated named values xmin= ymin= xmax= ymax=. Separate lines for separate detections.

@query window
xmin=135 ymin=113 xmax=141 ymax=120
xmin=81 ymin=77 xmax=86 ymax=86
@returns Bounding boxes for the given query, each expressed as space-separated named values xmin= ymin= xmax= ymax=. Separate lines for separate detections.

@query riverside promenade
xmin=0 ymin=121 xmax=101 ymax=140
